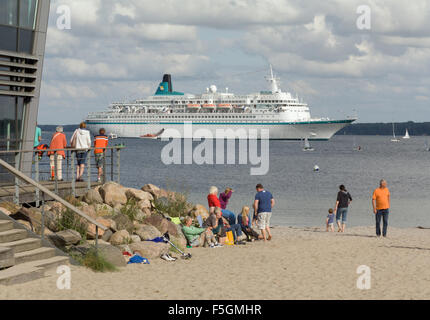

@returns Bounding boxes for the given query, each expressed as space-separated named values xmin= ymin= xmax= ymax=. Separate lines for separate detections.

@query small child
xmin=326 ymin=208 xmax=335 ymax=232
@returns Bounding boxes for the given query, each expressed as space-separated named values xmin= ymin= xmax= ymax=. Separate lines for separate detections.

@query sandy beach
xmin=1 ymin=225 xmax=430 ymax=300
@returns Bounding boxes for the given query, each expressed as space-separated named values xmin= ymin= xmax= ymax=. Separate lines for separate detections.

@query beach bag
xmin=225 ymin=230 xmax=234 ymax=245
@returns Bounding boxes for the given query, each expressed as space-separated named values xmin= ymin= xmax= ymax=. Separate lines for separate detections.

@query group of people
xmin=182 ymin=184 xmax=275 ymax=248
xmin=326 ymin=179 xmax=391 ymax=237
xmin=34 ymin=122 xmax=109 ymax=182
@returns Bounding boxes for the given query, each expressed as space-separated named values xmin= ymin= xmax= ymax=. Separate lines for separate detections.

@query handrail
xmin=0 ymin=158 xmax=107 ymax=232
xmin=0 ymin=145 xmax=125 ymax=155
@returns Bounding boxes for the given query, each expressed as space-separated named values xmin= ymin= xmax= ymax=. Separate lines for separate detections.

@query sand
xmin=1 ymin=225 xmax=430 ymax=300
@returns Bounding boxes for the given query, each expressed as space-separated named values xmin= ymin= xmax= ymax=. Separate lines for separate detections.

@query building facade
xmin=0 ymin=0 xmax=50 ymax=180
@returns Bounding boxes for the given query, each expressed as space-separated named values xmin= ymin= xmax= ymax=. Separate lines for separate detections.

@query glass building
xmin=0 ymin=0 xmax=50 ymax=180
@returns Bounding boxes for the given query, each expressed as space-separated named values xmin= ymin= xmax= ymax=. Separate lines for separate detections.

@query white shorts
xmin=257 ymin=212 xmax=272 ymax=230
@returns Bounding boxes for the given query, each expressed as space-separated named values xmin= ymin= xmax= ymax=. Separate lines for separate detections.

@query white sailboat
xmin=391 ymin=123 xmax=400 ymax=142
xmin=403 ymin=129 xmax=410 ymax=139
xmin=302 ymin=137 xmax=314 ymax=151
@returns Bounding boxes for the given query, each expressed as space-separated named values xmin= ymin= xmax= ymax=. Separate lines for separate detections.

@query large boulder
xmin=93 ymin=203 xmax=114 ymax=217
xmin=145 ymin=214 xmax=180 ymax=237
xmin=134 ymin=224 xmax=162 ymax=241
xmin=129 ymin=241 xmax=169 ymax=258
xmin=99 ymin=182 xmax=127 ymax=207
xmin=50 ymin=201 xmax=66 ymax=215
xmin=137 ymin=199 xmax=151 ymax=210
xmin=81 ymin=204 xmax=97 ymax=219
xmin=111 ymin=214 xmax=134 ymax=233
xmin=98 ymin=244 xmax=127 ymax=267
xmin=125 ymin=188 xmax=153 ymax=202
xmin=189 ymin=204 xmax=209 ymax=220
xmin=135 ymin=208 xmax=151 ymax=222
xmin=109 ymin=229 xmax=131 ymax=245
xmin=101 ymin=229 xmax=113 ymax=242
xmin=83 ymin=189 xmax=104 ymax=205
xmin=0 ymin=201 xmax=20 ymax=215
xmin=141 ymin=184 xmax=168 ymax=200
xmin=131 ymin=235 xmax=141 ymax=243
xmin=86 ymin=219 xmax=108 ymax=239
xmin=48 ymin=229 xmax=82 ymax=247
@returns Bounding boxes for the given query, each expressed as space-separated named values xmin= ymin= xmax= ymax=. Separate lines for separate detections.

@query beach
xmin=1 ymin=225 xmax=430 ymax=300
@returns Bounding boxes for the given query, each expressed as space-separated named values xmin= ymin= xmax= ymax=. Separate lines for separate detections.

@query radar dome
xmin=209 ymin=85 xmax=217 ymax=93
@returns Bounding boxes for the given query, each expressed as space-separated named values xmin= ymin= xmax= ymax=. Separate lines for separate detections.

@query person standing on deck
xmin=372 ymin=179 xmax=391 ymax=238
xmin=47 ymin=126 xmax=67 ymax=181
xmin=94 ymin=128 xmax=108 ymax=183
xmin=70 ymin=122 xmax=91 ymax=181
xmin=253 ymin=183 xmax=274 ymax=242
xmin=34 ymin=123 xmax=42 ymax=148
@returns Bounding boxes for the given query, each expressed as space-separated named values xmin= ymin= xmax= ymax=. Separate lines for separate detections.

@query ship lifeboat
xmin=202 ymin=103 xmax=216 ymax=109
xmin=187 ymin=104 xmax=201 ymax=109
xmin=217 ymin=103 xmax=232 ymax=110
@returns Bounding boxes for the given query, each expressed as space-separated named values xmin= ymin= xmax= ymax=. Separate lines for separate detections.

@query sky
xmin=38 ymin=0 xmax=430 ymax=124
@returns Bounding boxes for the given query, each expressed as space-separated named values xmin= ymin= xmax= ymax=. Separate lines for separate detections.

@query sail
xmin=304 ymin=138 xmax=310 ymax=148
xmin=403 ymin=129 xmax=410 ymax=139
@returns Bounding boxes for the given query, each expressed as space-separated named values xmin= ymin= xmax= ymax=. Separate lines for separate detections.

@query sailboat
xmin=302 ymin=137 xmax=314 ymax=151
xmin=402 ymin=129 xmax=410 ymax=139
xmin=391 ymin=123 xmax=400 ymax=142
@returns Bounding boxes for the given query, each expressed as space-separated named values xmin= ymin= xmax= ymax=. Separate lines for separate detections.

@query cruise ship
xmin=85 ymin=67 xmax=356 ymax=139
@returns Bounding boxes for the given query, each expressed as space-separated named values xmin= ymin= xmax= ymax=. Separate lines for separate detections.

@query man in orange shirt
xmin=372 ymin=179 xmax=390 ymax=237
xmin=47 ymin=126 xmax=67 ymax=181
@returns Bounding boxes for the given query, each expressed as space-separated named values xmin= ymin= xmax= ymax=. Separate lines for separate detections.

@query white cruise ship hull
xmin=86 ymin=119 xmax=354 ymax=140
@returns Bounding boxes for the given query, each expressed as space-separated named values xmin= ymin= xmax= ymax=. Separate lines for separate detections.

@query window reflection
xmin=19 ymin=0 xmax=38 ymax=29
xmin=0 ymin=0 xmax=18 ymax=26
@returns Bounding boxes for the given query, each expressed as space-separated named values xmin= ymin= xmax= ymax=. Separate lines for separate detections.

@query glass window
xmin=0 ymin=25 xmax=18 ymax=51
xmin=0 ymin=0 xmax=18 ymax=26
xmin=18 ymin=28 xmax=34 ymax=53
xmin=19 ymin=0 xmax=38 ymax=29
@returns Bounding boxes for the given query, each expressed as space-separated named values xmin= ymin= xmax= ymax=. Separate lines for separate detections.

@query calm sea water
xmin=45 ymin=133 xmax=430 ymax=228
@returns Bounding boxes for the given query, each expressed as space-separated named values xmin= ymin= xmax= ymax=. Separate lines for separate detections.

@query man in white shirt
xmin=70 ymin=122 xmax=92 ymax=181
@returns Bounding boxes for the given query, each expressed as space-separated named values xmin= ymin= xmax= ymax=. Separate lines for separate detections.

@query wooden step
xmin=0 ymin=220 xmax=13 ymax=232
xmin=1 ymin=238 xmax=41 ymax=253
xmin=0 ymin=229 xmax=27 ymax=243
xmin=14 ymin=247 xmax=55 ymax=264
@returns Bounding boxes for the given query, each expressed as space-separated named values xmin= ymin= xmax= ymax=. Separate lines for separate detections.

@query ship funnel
xmin=162 ymin=74 xmax=173 ymax=92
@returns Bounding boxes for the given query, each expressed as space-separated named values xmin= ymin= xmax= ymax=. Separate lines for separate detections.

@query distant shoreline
xmin=38 ymin=122 xmax=430 ymax=136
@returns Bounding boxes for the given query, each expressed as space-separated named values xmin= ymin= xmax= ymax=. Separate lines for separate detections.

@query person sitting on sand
xmin=207 ymin=186 xmax=236 ymax=225
xmin=253 ymin=183 xmax=274 ymax=242
xmin=326 ymin=208 xmax=335 ymax=232
xmin=219 ymin=187 xmax=234 ymax=209
xmin=238 ymin=206 xmax=261 ymax=241
xmin=182 ymin=216 xmax=219 ymax=248
xmin=203 ymin=208 xmax=226 ymax=245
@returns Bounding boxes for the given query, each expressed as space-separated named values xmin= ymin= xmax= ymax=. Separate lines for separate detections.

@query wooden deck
xmin=0 ymin=180 xmax=102 ymax=204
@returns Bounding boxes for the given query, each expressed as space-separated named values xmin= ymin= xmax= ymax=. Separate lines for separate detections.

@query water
xmin=43 ymin=133 xmax=430 ymax=228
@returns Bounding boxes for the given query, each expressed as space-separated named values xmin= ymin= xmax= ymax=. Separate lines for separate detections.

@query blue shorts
xmin=336 ymin=207 xmax=348 ymax=223
xmin=76 ymin=151 xmax=88 ymax=166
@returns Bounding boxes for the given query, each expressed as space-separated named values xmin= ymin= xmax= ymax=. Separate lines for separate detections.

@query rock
xmin=99 ymin=182 xmax=127 ymax=207
xmin=135 ymin=224 xmax=162 ymax=240
xmin=81 ymin=204 xmax=97 ymax=219
xmin=94 ymin=204 xmax=114 ymax=217
xmin=129 ymin=241 xmax=170 ymax=258
xmin=97 ymin=244 xmax=127 ymax=267
xmin=189 ymin=204 xmax=209 ymax=220
xmin=131 ymin=235 xmax=141 ymax=243
xmin=170 ymin=234 xmax=187 ymax=251
xmin=102 ymin=229 xmax=113 ymax=242
xmin=86 ymin=223 xmax=105 ymax=239
xmin=83 ymin=189 xmax=104 ymax=204
xmin=49 ymin=229 xmax=82 ymax=247
xmin=96 ymin=217 xmax=115 ymax=230
xmin=109 ymin=230 xmax=131 ymax=245
xmin=0 ymin=201 xmax=21 ymax=215
xmin=137 ymin=199 xmax=151 ymax=210
xmin=125 ymin=188 xmax=153 ymax=202
xmin=117 ymin=244 xmax=132 ymax=254
xmin=141 ymin=184 xmax=168 ymax=199
xmin=112 ymin=214 xmax=134 ymax=233
xmin=16 ymin=219 xmax=33 ymax=231
xmin=50 ymin=201 xmax=66 ymax=215
xmin=145 ymin=214 xmax=180 ymax=237
xmin=135 ymin=208 xmax=151 ymax=222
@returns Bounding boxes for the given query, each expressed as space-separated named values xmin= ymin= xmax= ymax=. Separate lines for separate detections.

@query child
xmin=326 ymin=208 xmax=335 ymax=232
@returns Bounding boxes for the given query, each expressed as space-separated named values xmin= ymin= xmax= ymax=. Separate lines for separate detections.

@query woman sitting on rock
xmin=182 ymin=216 xmax=219 ymax=248
xmin=207 ymin=186 xmax=236 ymax=225
xmin=238 ymin=206 xmax=261 ymax=242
